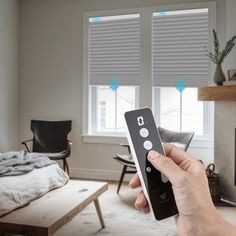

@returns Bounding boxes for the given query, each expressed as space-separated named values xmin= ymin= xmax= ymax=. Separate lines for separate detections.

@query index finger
xmin=163 ymin=143 xmax=193 ymax=165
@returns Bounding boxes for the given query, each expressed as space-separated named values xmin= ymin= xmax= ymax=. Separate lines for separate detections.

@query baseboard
xmin=70 ymin=167 xmax=133 ymax=182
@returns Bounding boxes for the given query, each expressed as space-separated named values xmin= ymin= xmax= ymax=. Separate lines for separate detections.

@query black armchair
xmin=22 ymin=120 xmax=72 ymax=174
xmin=113 ymin=127 xmax=194 ymax=193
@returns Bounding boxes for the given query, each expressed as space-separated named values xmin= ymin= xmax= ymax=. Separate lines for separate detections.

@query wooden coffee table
xmin=0 ymin=180 xmax=108 ymax=236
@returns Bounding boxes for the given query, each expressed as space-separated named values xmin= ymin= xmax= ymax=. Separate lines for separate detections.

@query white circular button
xmin=139 ymin=128 xmax=149 ymax=138
xmin=146 ymin=167 xmax=152 ymax=172
xmin=143 ymin=140 xmax=153 ymax=150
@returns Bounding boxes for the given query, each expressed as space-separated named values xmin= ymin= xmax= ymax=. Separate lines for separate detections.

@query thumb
xmin=147 ymin=150 xmax=186 ymax=185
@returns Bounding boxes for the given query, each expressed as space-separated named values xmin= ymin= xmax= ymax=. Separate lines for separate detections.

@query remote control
xmin=124 ymin=107 xmax=178 ymax=220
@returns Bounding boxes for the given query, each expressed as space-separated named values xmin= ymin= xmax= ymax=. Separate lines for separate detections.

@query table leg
xmin=94 ymin=198 xmax=105 ymax=229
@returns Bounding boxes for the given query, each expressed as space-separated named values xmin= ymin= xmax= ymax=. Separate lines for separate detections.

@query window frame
xmin=82 ymin=2 xmax=216 ymax=148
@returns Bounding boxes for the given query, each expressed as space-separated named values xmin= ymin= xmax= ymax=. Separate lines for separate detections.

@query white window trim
xmin=82 ymin=8 xmax=141 ymax=137
xmin=81 ymin=134 xmax=213 ymax=149
xmin=82 ymin=2 xmax=216 ymax=147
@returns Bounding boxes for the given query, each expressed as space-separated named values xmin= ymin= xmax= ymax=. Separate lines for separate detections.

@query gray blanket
xmin=0 ymin=151 xmax=57 ymax=177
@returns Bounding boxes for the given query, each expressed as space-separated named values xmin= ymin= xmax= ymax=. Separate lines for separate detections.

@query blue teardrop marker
xmin=93 ymin=16 xmax=102 ymax=23
xmin=109 ymin=76 xmax=119 ymax=91
xmin=158 ymin=10 xmax=167 ymax=17
xmin=176 ymin=80 xmax=186 ymax=93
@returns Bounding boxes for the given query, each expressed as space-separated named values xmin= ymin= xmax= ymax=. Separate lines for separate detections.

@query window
xmin=90 ymin=86 xmax=138 ymax=134
xmin=83 ymin=3 xmax=215 ymax=143
xmin=154 ymin=87 xmax=204 ymax=135
xmin=88 ymin=14 xmax=140 ymax=135
xmin=152 ymin=8 xmax=210 ymax=137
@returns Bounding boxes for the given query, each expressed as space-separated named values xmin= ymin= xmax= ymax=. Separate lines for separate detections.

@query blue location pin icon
xmin=176 ymin=80 xmax=186 ymax=93
xmin=158 ymin=10 xmax=166 ymax=17
xmin=93 ymin=16 xmax=101 ymax=23
xmin=109 ymin=76 xmax=119 ymax=92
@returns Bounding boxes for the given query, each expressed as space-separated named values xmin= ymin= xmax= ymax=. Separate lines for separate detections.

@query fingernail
xmin=135 ymin=199 xmax=140 ymax=207
xmin=129 ymin=179 xmax=134 ymax=187
xmin=148 ymin=150 xmax=160 ymax=161
xmin=135 ymin=198 xmax=140 ymax=204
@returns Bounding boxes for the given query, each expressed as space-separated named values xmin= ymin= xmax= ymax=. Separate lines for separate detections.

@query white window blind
xmin=153 ymin=9 xmax=209 ymax=87
xmin=89 ymin=14 xmax=140 ymax=86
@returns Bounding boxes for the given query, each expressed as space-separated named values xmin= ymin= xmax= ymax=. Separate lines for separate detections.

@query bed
xmin=0 ymin=152 xmax=108 ymax=235
xmin=0 ymin=164 xmax=69 ymax=217
xmin=0 ymin=152 xmax=69 ymax=217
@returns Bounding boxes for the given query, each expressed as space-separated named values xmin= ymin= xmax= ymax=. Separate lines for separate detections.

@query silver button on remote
xmin=161 ymin=174 xmax=169 ymax=183
xmin=143 ymin=140 xmax=153 ymax=150
xmin=139 ymin=128 xmax=149 ymax=138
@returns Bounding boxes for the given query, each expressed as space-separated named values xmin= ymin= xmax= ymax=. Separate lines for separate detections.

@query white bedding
xmin=0 ymin=164 xmax=69 ymax=217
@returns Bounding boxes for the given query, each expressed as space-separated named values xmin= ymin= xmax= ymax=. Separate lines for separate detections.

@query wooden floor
xmin=0 ymin=180 xmax=108 ymax=236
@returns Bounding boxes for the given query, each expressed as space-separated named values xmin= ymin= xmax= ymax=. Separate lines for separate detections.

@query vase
xmin=213 ymin=64 xmax=226 ymax=86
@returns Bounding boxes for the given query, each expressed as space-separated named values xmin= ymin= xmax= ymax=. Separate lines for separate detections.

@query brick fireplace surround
xmin=198 ymin=86 xmax=236 ymax=203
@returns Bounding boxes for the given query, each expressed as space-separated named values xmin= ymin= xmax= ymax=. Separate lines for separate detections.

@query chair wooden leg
xmin=94 ymin=198 xmax=105 ymax=229
xmin=65 ymin=159 xmax=69 ymax=176
xmin=63 ymin=159 xmax=69 ymax=175
xmin=63 ymin=159 xmax=66 ymax=172
xmin=117 ymin=165 xmax=128 ymax=194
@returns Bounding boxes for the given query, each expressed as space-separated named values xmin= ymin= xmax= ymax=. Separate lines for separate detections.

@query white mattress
xmin=0 ymin=164 xmax=69 ymax=217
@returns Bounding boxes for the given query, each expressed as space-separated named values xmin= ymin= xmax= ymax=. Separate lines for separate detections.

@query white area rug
xmin=3 ymin=182 xmax=236 ymax=236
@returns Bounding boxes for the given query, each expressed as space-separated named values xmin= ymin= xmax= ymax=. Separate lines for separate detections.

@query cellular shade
xmin=89 ymin=14 xmax=140 ymax=86
xmin=153 ymin=9 xmax=209 ymax=87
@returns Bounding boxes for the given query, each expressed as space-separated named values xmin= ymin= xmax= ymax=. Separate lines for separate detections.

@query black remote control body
xmin=124 ymin=107 xmax=178 ymax=220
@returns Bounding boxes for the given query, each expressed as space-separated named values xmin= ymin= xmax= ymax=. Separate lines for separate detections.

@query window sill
xmin=82 ymin=134 xmax=213 ymax=148
xmin=82 ymin=134 xmax=127 ymax=145
xmin=190 ymin=138 xmax=213 ymax=149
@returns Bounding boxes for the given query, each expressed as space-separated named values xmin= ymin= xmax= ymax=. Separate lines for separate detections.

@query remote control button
xmin=139 ymin=128 xmax=149 ymax=138
xmin=161 ymin=174 xmax=169 ymax=183
xmin=143 ymin=140 xmax=153 ymax=150
xmin=160 ymin=192 xmax=167 ymax=200
xmin=146 ymin=167 xmax=152 ymax=172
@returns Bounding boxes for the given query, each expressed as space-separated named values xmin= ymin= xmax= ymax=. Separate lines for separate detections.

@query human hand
xmin=129 ymin=143 xmax=235 ymax=236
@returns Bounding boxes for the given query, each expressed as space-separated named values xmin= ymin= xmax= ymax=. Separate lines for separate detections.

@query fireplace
xmin=198 ymin=86 xmax=236 ymax=204
xmin=214 ymin=101 xmax=236 ymax=203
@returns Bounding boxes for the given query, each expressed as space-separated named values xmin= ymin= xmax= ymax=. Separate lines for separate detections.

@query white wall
xmin=19 ymin=0 xmax=225 ymax=180
xmin=0 ymin=0 xmax=19 ymax=152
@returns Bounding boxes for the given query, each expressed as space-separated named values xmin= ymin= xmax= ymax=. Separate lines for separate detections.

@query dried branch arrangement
xmin=206 ymin=29 xmax=236 ymax=64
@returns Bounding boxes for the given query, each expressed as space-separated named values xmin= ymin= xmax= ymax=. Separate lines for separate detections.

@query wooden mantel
xmin=198 ymin=86 xmax=236 ymax=101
